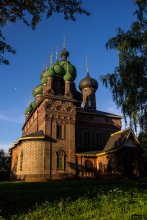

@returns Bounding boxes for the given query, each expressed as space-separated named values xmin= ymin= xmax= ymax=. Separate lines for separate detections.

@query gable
xmin=103 ymin=128 xmax=141 ymax=152
xmin=123 ymin=137 xmax=138 ymax=148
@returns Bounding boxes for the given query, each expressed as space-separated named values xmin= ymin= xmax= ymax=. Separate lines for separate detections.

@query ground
xmin=0 ymin=178 xmax=147 ymax=219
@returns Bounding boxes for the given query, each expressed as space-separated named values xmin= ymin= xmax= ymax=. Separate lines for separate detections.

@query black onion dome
xmin=79 ymin=73 xmax=98 ymax=91
xmin=60 ymin=49 xmax=69 ymax=60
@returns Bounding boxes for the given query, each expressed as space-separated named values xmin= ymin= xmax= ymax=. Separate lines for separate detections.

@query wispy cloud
xmin=0 ymin=113 xmax=24 ymax=124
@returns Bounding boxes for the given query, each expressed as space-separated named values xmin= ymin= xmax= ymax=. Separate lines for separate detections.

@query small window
xmin=57 ymin=124 xmax=62 ymax=139
xmin=56 ymin=149 xmax=66 ymax=171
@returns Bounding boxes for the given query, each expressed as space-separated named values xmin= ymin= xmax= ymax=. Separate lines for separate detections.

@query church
xmin=10 ymin=47 xmax=144 ymax=181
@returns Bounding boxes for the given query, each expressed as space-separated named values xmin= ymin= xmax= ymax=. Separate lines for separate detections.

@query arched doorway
xmin=84 ymin=160 xmax=94 ymax=177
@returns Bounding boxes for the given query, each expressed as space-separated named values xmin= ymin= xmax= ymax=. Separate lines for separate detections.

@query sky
xmin=0 ymin=0 xmax=137 ymax=151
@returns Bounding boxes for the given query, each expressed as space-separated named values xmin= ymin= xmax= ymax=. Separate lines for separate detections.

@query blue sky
xmin=0 ymin=0 xmax=137 ymax=151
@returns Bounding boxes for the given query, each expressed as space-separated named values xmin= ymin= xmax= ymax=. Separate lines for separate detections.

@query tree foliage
xmin=101 ymin=0 xmax=147 ymax=131
xmin=138 ymin=130 xmax=147 ymax=159
xmin=0 ymin=0 xmax=90 ymax=65
xmin=0 ymin=149 xmax=10 ymax=171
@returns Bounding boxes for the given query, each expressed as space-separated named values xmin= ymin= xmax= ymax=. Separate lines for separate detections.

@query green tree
xmin=101 ymin=0 xmax=147 ymax=131
xmin=138 ymin=131 xmax=147 ymax=158
xmin=0 ymin=149 xmax=11 ymax=180
xmin=0 ymin=0 xmax=90 ymax=65
xmin=0 ymin=149 xmax=11 ymax=171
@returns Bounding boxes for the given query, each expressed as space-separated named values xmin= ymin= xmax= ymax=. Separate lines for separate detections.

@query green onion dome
xmin=40 ymin=70 xmax=46 ymax=80
xmin=31 ymin=100 xmax=37 ymax=109
xmin=32 ymin=84 xmax=43 ymax=97
xmin=53 ymin=61 xmax=65 ymax=77
xmin=63 ymin=71 xmax=73 ymax=82
xmin=46 ymin=66 xmax=56 ymax=78
xmin=79 ymin=73 xmax=98 ymax=91
xmin=41 ymin=76 xmax=48 ymax=84
xmin=60 ymin=60 xmax=77 ymax=81
xmin=24 ymin=104 xmax=33 ymax=115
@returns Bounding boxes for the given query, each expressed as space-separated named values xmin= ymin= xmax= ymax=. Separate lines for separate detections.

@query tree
xmin=101 ymin=0 xmax=147 ymax=131
xmin=0 ymin=0 xmax=90 ymax=65
xmin=0 ymin=149 xmax=11 ymax=171
xmin=138 ymin=131 xmax=147 ymax=157
xmin=0 ymin=149 xmax=11 ymax=180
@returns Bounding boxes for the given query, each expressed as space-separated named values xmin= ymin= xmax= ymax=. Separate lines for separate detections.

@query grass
xmin=0 ymin=178 xmax=147 ymax=219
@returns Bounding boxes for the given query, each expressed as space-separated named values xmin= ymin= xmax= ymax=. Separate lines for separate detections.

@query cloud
xmin=0 ymin=113 xmax=24 ymax=124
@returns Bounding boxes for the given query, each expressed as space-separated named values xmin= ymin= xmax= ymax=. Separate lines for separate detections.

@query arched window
xmin=85 ymin=160 xmax=93 ymax=172
xmin=56 ymin=149 xmax=66 ymax=171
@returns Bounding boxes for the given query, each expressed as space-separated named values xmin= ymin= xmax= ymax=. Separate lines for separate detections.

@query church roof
xmin=10 ymin=130 xmax=56 ymax=150
xmin=77 ymin=108 xmax=122 ymax=118
xmin=76 ymin=151 xmax=106 ymax=157
xmin=23 ymin=130 xmax=47 ymax=138
xmin=104 ymin=128 xmax=141 ymax=152
xmin=76 ymin=128 xmax=143 ymax=157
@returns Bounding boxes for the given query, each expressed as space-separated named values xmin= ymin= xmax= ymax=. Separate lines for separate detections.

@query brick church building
xmin=10 ymin=48 xmax=144 ymax=181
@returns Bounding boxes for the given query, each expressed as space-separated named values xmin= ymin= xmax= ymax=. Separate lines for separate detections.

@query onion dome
xmin=46 ymin=66 xmax=56 ymax=78
xmin=63 ymin=71 xmax=73 ymax=82
xmin=41 ymin=76 xmax=48 ymax=84
xmin=53 ymin=61 xmax=65 ymax=77
xmin=60 ymin=49 xmax=69 ymax=60
xmin=24 ymin=104 xmax=33 ymax=115
xmin=79 ymin=73 xmax=98 ymax=91
xmin=40 ymin=69 xmax=48 ymax=84
xmin=40 ymin=70 xmax=46 ymax=80
xmin=60 ymin=60 xmax=77 ymax=81
xmin=32 ymin=84 xmax=43 ymax=97
xmin=31 ymin=100 xmax=37 ymax=109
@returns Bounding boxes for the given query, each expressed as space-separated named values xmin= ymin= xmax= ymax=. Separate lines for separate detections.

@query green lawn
xmin=0 ymin=178 xmax=147 ymax=219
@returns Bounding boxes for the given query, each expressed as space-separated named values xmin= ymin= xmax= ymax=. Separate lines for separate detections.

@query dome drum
xmin=64 ymin=81 xmax=73 ymax=98
xmin=46 ymin=77 xmax=55 ymax=95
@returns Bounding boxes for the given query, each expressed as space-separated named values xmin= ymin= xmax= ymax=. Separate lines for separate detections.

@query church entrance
xmin=84 ymin=159 xmax=94 ymax=177
xmin=122 ymin=154 xmax=135 ymax=177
